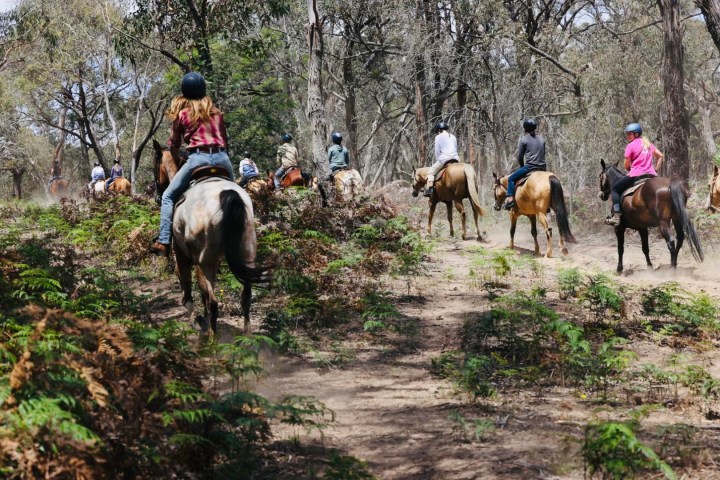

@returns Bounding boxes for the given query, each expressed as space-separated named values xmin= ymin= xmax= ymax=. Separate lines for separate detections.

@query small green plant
xmin=557 ymin=267 xmax=582 ymax=299
xmin=323 ymin=452 xmax=376 ymax=479
xmin=583 ymin=273 xmax=624 ymax=318
xmin=583 ymin=421 xmax=676 ymax=480
xmin=448 ymin=410 xmax=495 ymax=443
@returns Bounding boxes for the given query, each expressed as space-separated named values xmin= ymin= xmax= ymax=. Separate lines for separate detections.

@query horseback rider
xmin=105 ymin=159 xmax=123 ymax=191
xmin=238 ymin=151 xmax=259 ymax=188
xmin=605 ymin=123 xmax=664 ymax=226
xmin=48 ymin=160 xmax=62 ymax=187
xmin=327 ymin=131 xmax=350 ymax=175
xmin=424 ymin=121 xmax=459 ymax=198
xmin=503 ymin=118 xmax=547 ymax=210
xmin=149 ymin=72 xmax=234 ymax=257
xmin=88 ymin=161 xmax=105 ymax=190
xmin=274 ymin=133 xmax=300 ymax=190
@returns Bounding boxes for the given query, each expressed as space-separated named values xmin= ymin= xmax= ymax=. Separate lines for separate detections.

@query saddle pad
xmin=622 ymin=178 xmax=649 ymax=199
xmin=436 ymin=160 xmax=459 ymax=181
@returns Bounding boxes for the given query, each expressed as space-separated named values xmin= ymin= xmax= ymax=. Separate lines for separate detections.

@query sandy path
xmin=254 ymin=213 xmax=720 ymax=479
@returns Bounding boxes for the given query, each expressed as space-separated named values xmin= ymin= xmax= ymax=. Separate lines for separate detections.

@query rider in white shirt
xmin=238 ymin=151 xmax=259 ymax=188
xmin=424 ymin=122 xmax=459 ymax=197
xmin=88 ymin=162 xmax=105 ymax=190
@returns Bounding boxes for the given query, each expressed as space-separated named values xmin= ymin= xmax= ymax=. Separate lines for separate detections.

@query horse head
xmin=411 ymin=168 xmax=428 ymax=197
xmin=708 ymin=165 xmax=720 ymax=213
xmin=491 ymin=172 xmax=507 ymax=211
xmin=152 ymin=140 xmax=180 ymax=204
xmin=265 ymin=169 xmax=275 ymax=191
xmin=598 ymin=158 xmax=620 ymax=201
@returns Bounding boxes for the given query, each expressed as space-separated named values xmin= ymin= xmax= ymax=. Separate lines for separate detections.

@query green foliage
xmin=583 ymin=421 xmax=676 ymax=480
xmin=448 ymin=410 xmax=496 ymax=443
xmin=323 ymin=452 xmax=376 ymax=480
xmin=641 ymin=283 xmax=719 ymax=335
xmin=583 ymin=274 xmax=624 ymax=317
xmin=557 ymin=267 xmax=583 ymax=299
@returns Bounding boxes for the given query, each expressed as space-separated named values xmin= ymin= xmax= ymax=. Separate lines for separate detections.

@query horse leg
xmin=660 ymin=221 xmax=677 ymax=268
xmin=471 ymin=198 xmax=482 ymax=242
xmin=241 ymin=282 xmax=252 ymax=335
xmin=194 ymin=265 xmax=210 ymax=332
xmin=197 ymin=265 xmax=220 ymax=334
xmin=615 ymin=225 xmax=626 ymax=274
xmin=638 ymin=228 xmax=652 ymax=268
xmin=537 ymin=212 xmax=553 ymax=258
xmin=445 ymin=202 xmax=454 ymax=237
xmin=427 ymin=200 xmax=437 ymax=236
xmin=529 ymin=215 xmax=540 ymax=256
xmin=175 ymin=248 xmax=195 ymax=317
xmin=454 ymin=200 xmax=467 ymax=240
xmin=509 ymin=212 xmax=518 ymax=250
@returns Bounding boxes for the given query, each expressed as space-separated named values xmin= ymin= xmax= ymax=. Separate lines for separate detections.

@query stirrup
xmin=503 ymin=199 xmax=516 ymax=210
xmin=423 ymin=187 xmax=434 ymax=198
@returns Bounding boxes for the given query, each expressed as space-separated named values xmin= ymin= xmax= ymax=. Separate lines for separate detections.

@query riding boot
xmin=504 ymin=198 xmax=516 ymax=210
xmin=149 ymin=241 xmax=171 ymax=257
xmin=424 ymin=186 xmax=435 ymax=198
xmin=605 ymin=205 xmax=622 ymax=226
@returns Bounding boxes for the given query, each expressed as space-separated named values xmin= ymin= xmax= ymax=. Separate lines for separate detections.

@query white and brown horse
xmin=153 ymin=140 xmax=264 ymax=334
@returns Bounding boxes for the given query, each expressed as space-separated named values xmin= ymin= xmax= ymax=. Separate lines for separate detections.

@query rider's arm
xmin=516 ymin=138 xmax=526 ymax=167
xmin=624 ymin=156 xmax=632 ymax=171
xmin=652 ymin=147 xmax=664 ymax=172
xmin=168 ymin=119 xmax=183 ymax=159
xmin=218 ymin=115 xmax=229 ymax=155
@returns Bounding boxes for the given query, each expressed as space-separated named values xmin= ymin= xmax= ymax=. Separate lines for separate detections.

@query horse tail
xmin=670 ymin=180 xmax=704 ymax=262
xmin=463 ymin=164 xmax=485 ymax=216
xmin=219 ymin=189 xmax=266 ymax=285
xmin=549 ymin=175 xmax=576 ymax=243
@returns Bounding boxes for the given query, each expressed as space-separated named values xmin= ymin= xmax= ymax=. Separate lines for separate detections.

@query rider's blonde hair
xmin=166 ymin=95 xmax=221 ymax=126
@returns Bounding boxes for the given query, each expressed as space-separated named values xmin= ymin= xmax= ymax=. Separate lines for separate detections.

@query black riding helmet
xmin=435 ymin=121 xmax=449 ymax=133
xmin=331 ymin=131 xmax=343 ymax=144
xmin=523 ymin=118 xmax=537 ymax=133
xmin=243 ymin=151 xmax=251 ymax=158
xmin=181 ymin=72 xmax=207 ymax=100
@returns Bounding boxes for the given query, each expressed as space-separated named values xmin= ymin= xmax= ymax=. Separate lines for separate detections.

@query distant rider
xmin=605 ymin=123 xmax=664 ymax=226
xmin=238 ymin=151 xmax=259 ymax=188
xmin=327 ymin=131 xmax=350 ymax=175
xmin=274 ymin=133 xmax=300 ymax=191
xmin=105 ymin=159 xmax=123 ymax=191
xmin=88 ymin=161 xmax=105 ymax=190
xmin=424 ymin=122 xmax=459 ymax=198
xmin=503 ymin=118 xmax=547 ymax=210
xmin=149 ymin=72 xmax=233 ymax=257
xmin=48 ymin=160 xmax=62 ymax=187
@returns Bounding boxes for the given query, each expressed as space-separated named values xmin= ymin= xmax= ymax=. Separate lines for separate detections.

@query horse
xmin=599 ymin=159 xmax=703 ymax=273
xmin=492 ymin=170 xmax=575 ymax=257
xmin=412 ymin=162 xmax=485 ymax=241
xmin=706 ymin=165 xmax=720 ymax=213
xmin=49 ymin=177 xmax=69 ymax=200
xmin=267 ymin=167 xmax=313 ymax=191
xmin=107 ymin=177 xmax=132 ymax=195
xmin=332 ymin=168 xmax=364 ymax=201
xmin=152 ymin=139 xmax=264 ymax=334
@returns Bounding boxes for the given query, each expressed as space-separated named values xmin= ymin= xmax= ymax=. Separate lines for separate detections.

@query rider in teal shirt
xmin=327 ymin=131 xmax=349 ymax=173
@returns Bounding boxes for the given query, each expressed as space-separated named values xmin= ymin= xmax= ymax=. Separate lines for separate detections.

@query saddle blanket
xmin=621 ymin=177 xmax=651 ymax=199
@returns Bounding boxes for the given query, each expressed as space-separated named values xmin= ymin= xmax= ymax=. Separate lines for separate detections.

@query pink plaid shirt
xmin=168 ymin=109 xmax=227 ymax=150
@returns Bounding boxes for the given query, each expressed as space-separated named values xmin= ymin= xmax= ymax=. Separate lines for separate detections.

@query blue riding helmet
xmin=181 ymin=72 xmax=206 ymax=100
xmin=624 ymin=123 xmax=642 ymax=135
xmin=331 ymin=131 xmax=343 ymax=144
xmin=282 ymin=133 xmax=293 ymax=143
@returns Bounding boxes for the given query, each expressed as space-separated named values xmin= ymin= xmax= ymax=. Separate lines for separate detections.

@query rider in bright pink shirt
xmin=625 ymin=137 xmax=657 ymax=177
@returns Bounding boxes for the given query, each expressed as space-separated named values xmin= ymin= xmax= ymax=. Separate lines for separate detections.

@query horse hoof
xmin=195 ymin=315 xmax=209 ymax=332
xmin=562 ymin=248 xmax=569 ymax=256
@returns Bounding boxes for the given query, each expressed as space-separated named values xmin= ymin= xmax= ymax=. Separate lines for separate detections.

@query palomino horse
xmin=412 ymin=162 xmax=485 ymax=241
xmin=492 ymin=171 xmax=575 ymax=257
xmin=107 ymin=177 xmax=132 ymax=195
xmin=49 ymin=178 xmax=69 ymax=200
xmin=332 ymin=168 xmax=364 ymax=201
xmin=707 ymin=165 xmax=720 ymax=213
xmin=599 ymin=159 xmax=703 ymax=273
xmin=153 ymin=140 xmax=264 ymax=334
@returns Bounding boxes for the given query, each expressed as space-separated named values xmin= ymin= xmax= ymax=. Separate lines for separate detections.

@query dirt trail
xmin=255 ymin=217 xmax=720 ymax=480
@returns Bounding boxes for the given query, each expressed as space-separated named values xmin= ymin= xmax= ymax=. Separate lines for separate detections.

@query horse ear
xmin=492 ymin=172 xmax=497 ymax=179
xmin=152 ymin=139 xmax=162 ymax=152
xmin=613 ymin=159 xmax=620 ymax=168
xmin=600 ymin=158 xmax=606 ymax=169
xmin=714 ymin=164 xmax=719 ymax=177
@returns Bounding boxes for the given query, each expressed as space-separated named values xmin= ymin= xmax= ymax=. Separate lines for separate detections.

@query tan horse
xmin=412 ymin=163 xmax=485 ymax=241
xmin=108 ymin=177 xmax=132 ymax=195
xmin=153 ymin=140 xmax=264 ymax=334
xmin=49 ymin=178 xmax=69 ymax=200
xmin=333 ymin=169 xmax=364 ymax=201
xmin=707 ymin=165 xmax=720 ymax=213
xmin=492 ymin=171 xmax=576 ymax=257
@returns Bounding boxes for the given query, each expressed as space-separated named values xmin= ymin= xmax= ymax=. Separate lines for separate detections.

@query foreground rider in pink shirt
xmin=606 ymin=123 xmax=664 ymax=226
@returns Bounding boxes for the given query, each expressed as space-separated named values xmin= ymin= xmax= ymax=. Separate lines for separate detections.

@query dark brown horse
xmin=599 ymin=159 xmax=703 ymax=273
xmin=49 ymin=178 xmax=70 ymax=200
xmin=266 ymin=168 xmax=312 ymax=191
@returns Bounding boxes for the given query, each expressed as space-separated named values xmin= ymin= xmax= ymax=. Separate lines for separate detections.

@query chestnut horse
xmin=412 ymin=163 xmax=485 ymax=241
xmin=49 ymin=178 xmax=69 ymax=200
xmin=599 ymin=159 xmax=703 ymax=273
xmin=266 ymin=167 xmax=313 ymax=191
xmin=492 ymin=171 xmax=575 ymax=257
xmin=108 ymin=177 xmax=132 ymax=195
xmin=152 ymin=140 xmax=264 ymax=334
xmin=707 ymin=165 xmax=720 ymax=213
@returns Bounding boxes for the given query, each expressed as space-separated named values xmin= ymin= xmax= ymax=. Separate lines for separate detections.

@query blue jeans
xmin=158 ymin=151 xmax=234 ymax=244
xmin=506 ymin=166 xmax=530 ymax=197
xmin=274 ymin=167 xmax=287 ymax=189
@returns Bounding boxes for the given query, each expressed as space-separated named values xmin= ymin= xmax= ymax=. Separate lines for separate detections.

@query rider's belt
xmin=188 ymin=147 xmax=226 ymax=155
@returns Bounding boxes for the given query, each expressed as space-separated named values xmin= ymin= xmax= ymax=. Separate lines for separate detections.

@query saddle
xmin=191 ymin=165 xmax=231 ymax=182
xmin=514 ymin=171 xmax=535 ymax=190
xmin=621 ymin=176 xmax=653 ymax=199
xmin=177 ymin=176 xmax=228 ymax=209
xmin=436 ymin=160 xmax=459 ymax=181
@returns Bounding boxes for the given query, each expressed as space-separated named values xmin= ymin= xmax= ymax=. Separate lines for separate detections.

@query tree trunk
xmin=11 ymin=168 xmax=24 ymax=199
xmin=307 ymin=0 xmax=330 ymax=179
xmin=697 ymin=0 xmax=720 ymax=53
xmin=343 ymin=26 xmax=358 ymax=163
xmin=53 ymin=108 xmax=67 ymax=170
xmin=414 ymin=0 xmax=428 ymax=168
xmin=658 ymin=0 xmax=690 ymax=180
